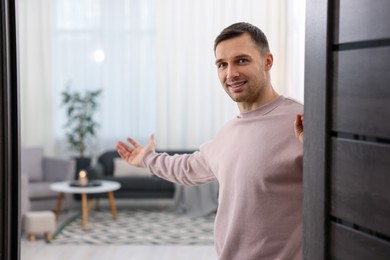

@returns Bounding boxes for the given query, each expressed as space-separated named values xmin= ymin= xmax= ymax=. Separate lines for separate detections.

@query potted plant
xmin=61 ymin=87 xmax=103 ymax=179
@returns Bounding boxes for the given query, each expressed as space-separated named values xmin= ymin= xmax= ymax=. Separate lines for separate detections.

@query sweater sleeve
xmin=140 ymin=150 xmax=216 ymax=185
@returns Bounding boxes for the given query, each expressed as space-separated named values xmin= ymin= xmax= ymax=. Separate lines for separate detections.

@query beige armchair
xmin=21 ymin=147 xmax=75 ymax=211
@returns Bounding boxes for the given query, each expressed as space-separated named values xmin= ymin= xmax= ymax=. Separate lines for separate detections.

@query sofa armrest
xmin=21 ymin=173 xmax=31 ymax=215
xmin=43 ymin=157 xmax=75 ymax=182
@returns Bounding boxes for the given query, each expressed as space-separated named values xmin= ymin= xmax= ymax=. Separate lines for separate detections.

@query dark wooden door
xmin=304 ymin=0 xmax=390 ymax=259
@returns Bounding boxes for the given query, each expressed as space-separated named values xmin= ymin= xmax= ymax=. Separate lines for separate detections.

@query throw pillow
xmin=113 ymin=158 xmax=153 ymax=177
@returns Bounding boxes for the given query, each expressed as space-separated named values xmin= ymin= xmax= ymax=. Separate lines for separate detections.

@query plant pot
xmin=73 ymin=157 xmax=92 ymax=201
xmin=73 ymin=157 xmax=92 ymax=180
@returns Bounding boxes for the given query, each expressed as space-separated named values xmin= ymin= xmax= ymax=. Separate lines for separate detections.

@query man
xmin=117 ymin=22 xmax=304 ymax=260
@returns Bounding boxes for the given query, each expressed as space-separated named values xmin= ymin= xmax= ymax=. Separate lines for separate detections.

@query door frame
xmin=303 ymin=0 xmax=333 ymax=259
xmin=0 ymin=0 xmax=20 ymax=259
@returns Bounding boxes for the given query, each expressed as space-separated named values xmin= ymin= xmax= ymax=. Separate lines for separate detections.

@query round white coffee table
xmin=50 ymin=180 xmax=121 ymax=230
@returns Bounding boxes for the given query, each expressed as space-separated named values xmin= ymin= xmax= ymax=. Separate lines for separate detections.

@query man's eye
xmin=238 ymin=59 xmax=248 ymax=64
xmin=218 ymin=63 xmax=227 ymax=69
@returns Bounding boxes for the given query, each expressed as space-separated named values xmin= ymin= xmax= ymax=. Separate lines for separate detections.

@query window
xmin=53 ymin=0 xmax=156 ymax=155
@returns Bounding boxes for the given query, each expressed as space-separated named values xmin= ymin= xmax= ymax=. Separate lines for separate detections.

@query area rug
xmin=50 ymin=209 xmax=215 ymax=245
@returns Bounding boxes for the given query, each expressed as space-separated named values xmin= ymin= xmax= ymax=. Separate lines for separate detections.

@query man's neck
xmin=237 ymin=88 xmax=280 ymax=113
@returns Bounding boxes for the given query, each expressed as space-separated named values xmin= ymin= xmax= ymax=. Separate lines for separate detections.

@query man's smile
xmin=227 ymin=80 xmax=247 ymax=91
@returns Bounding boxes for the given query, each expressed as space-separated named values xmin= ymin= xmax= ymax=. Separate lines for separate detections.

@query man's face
xmin=215 ymin=33 xmax=272 ymax=105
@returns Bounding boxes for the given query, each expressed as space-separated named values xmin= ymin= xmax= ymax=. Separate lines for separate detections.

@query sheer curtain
xmin=18 ymin=0 xmax=56 ymax=155
xmin=18 ymin=0 xmax=305 ymax=157
xmin=51 ymin=0 xmax=157 ymax=158
xmin=20 ymin=0 xmax=157 ymax=158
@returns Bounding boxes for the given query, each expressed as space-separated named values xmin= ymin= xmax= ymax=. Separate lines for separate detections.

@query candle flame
xmin=79 ymin=170 xmax=87 ymax=178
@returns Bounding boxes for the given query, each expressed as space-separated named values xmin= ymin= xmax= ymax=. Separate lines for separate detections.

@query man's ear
xmin=265 ymin=53 xmax=273 ymax=71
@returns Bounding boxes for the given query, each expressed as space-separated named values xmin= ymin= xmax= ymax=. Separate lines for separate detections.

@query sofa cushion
xmin=28 ymin=182 xmax=59 ymax=199
xmin=21 ymin=147 xmax=44 ymax=182
xmin=113 ymin=158 xmax=153 ymax=177
xmin=98 ymin=151 xmax=120 ymax=176
xmin=101 ymin=175 xmax=173 ymax=191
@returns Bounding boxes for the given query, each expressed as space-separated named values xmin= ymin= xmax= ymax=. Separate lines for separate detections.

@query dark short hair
xmin=214 ymin=22 xmax=270 ymax=55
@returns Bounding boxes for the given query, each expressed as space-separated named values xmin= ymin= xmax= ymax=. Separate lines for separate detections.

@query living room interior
xmin=18 ymin=0 xmax=306 ymax=259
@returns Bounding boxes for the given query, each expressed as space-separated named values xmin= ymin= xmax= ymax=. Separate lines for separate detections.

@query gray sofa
xmin=87 ymin=150 xmax=195 ymax=199
xmin=21 ymin=147 xmax=76 ymax=211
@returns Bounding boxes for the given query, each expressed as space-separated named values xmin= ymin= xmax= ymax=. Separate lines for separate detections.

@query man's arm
xmin=116 ymin=135 xmax=216 ymax=185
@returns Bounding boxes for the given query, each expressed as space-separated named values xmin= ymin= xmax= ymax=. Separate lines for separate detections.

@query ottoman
xmin=24 ymin=211 xmax=56 ymax=241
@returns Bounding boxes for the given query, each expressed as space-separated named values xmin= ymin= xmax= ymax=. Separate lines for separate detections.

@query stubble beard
xmin=225 ymin=81 xmax=263 ymax=104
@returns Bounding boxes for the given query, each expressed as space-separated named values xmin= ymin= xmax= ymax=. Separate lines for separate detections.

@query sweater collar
xmin=238 ymin=95 xmax=285 ymax=119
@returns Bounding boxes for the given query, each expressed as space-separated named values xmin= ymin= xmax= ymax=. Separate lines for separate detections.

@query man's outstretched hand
xmin=294 ymin=114 xmax=304 ymax=143
xmin=116 ymin=134 xmax=156 ymax=167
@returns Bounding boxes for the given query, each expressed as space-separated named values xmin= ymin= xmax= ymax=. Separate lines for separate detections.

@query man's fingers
xmin=294 ymin=114 xmax=304 ymax=131
xmin=150 ymin=134 xmax=155 ymax=146
xmin=295 ymin=114 xmax=303 ymax=124
xmin=116 ymin=141 xmax=134 ymax=152
xmin=117 ymin=148 xmax=128 ymax=160
xmin=293 ymin=113 xmax=304 ymax=143
xmin=127 ymin=137 xmax=141 ymax=148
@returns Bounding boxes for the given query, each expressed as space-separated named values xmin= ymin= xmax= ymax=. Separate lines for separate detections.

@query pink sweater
xmin=141 ymin=96 xmax=303 ymax=260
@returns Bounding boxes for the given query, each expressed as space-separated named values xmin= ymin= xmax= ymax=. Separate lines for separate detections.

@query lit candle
xmin=78 ymin=170 xmax=88 ymax=186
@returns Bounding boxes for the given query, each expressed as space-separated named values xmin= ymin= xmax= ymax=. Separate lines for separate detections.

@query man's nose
xmin=226 ymin=65 xmax=239 ymax=80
